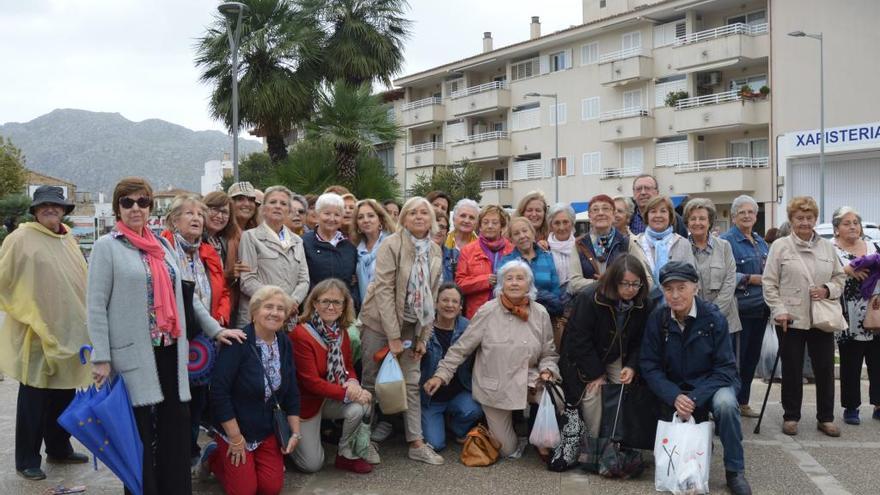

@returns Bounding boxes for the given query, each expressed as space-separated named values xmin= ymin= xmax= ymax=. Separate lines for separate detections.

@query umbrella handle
xmin=79 ymin=345 xmax=93 ymax=365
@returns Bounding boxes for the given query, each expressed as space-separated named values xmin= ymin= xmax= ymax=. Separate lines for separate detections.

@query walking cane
xmin=754 ymin=320 xmax=786 ymax=434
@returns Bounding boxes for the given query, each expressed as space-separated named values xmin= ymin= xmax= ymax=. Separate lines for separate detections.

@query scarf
xmin=445 ymin=230 xmax=477 ymax=250
xmin=478 ymin=234 xmax=507 ymax=272
xmin=310 ymin=312 xmax=347 ymax=385
xmin=116 ymin=222 xmax=180 ymax=339
xmin=357 ymin=230 xmax=387 ymax=302
xmin=500 ymin=294 xmax=530 ymax=321
xmin=643 ymin=226 xmax=675 ymax=284
xmin=405 ymin=231 xmax=435 ymax=327
xmin=548 ymin=233 xmax=575 ymax=284
xmin=172 ymin=232 xmax=212 ymax=311
xmin=591 ymin=228 xmax=617 ymax=262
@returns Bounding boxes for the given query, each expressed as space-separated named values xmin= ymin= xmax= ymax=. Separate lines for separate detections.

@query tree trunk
xmin=266 ymin=134 xmax=289 ymax=163
xmin=335 ymin=143 xmax=359 ymax=190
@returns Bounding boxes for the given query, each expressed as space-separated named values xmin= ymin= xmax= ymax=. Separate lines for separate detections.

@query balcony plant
xmin=665 ymin=90 xmax=689 ymax=108
xmin=759 ymin=85 xmax=770 ymax=97
xmin=739 ymin=84 xmax=756 ymax=100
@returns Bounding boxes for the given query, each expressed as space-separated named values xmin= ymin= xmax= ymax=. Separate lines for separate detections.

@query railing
xmin=601 ymin=167 xmax=642 ymax=179
xmin=598 ymin=47 xmax=647 ymax=63
xmin=407 ymin=142 xmax=442 ymax=153
xmin=512 ymin=159 xmax=551 ymax=181
xmin=599 ymin=107 xmax=650 ymax=121
xmin=674 ymin=22 xmax=768 ymax=46
xmin=480 ymin=180 xmax=510 ymax=190
xmin=675 ymin=156 xmax=769 ymax=173
xmin=455 ymin=130 xmax=509 ymax=145
xmin=449 ymin=80 xmax=507 ymax=99
xmin=401 ymin=97 xmax=442 ymax=111
xmin=675 ymin=90 xmax=741 ymax=110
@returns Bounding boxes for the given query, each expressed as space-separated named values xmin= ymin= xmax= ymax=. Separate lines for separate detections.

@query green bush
xmin=664 ymin=90 xmax=689 ymax=107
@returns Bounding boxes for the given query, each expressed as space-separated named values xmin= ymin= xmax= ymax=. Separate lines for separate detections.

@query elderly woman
xmin=236 ymin=186 xmax=310 ymax=329
xmin=424 ymin=260 xmax=559 ymax=459
xmin=426 ymin=190 xmax=452 ymax=215
xmin=763 ymin=196 xmax=847 ymax=437
xmin=286 ymin=193 xmax=308 ymax=237
xmin=456 ymin=205 xmax=514 ymax=319
xmin=0 ymin=186 xmax=91 ymax=480
xmin=352 ymin=199 xmax=397 ymax=303
xmin=559 ymin=255 xmax=652 ymax=437
xmin=359 ymin=197 xmax=445 ymax=465
xmin=720 ymin=194 xmax=771 ymax=417
xmin=568 ymin=195 xmax=636 ymax=295
xmin=228 ymin=181 xmax=260 ymax=231
xmin=501 ymin=217 xmax=563 ymax=318
xmin=632 ymin=195 xmax=695 ymax=301
xmin=546 ymin=203 xmax=576 ymax=292
xmin=88 ymin=177 xmax=233 ymax=495
xmin=203 ymin=286 xmax=301 ymax=495
xmin=613 ymin=196 xmax=635 ymax=236
xmin=382 ymin=199 xmax=401 ymax=221
xmin=516 ymin=191 xmax=550 ymax=245
xmin=443 ymin=198 xmax=480 ymax=282
xmin=302 ymin=193 xmax=360 ymax=308
xmin=290 ymin=279 xmax=375 ymax=474
xmin=831 ymin=206 xmax=880 ymax=425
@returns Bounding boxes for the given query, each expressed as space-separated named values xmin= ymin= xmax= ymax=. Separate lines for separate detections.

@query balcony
xmin=658 ymin=156 xmax=769 ymax=193
xmin=511 ymin=159 xmax=551 ymax=182
xmin=406 ymin=142 xmax=446 ymax=168
xmin=598 ymin=48 xmax=653 ymax=86
xmin=672 ymin=23 xmax=769 ymax=73
xmin=673 ymin=90 xmax=769 ymax=134
xmin=400 ymin=97 xmax=445 ymax=128
xmin=447 ymin=81 xmax=511 ymax=118
xmin=599 ymin=108 xmax=654 ymax=142
xmin=479 ymin=180 xmax=513 ymax=206
xmin=449 ymin=131 xmax=511 ymax=163
xmin=600 ymin=167 xmax=642 ymax=180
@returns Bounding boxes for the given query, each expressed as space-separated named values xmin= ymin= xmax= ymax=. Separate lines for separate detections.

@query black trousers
xmin=838 ymin=338 xmax=880 ymax=409
xmin=189 ymin=384 xmax=209 ymax=459
xmin=775 ymin=326 xmax=835 ymax=423
xmin=15 ymin=384 xmax=75 ymax=470
xmin=127 ymin=344 xmax=191 ymax=495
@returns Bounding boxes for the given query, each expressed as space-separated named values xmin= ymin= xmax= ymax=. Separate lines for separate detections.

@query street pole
xmin=553 ymin=93 xmax=559 ymax=203
xmin=818 ymin=34 xmax=825 ymax=222
xmin=220 ymin=3 xmax=248 ymax=183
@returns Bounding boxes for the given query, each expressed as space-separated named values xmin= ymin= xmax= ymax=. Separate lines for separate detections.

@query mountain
xmin=0 ymin=109 xmax=264 ymax=196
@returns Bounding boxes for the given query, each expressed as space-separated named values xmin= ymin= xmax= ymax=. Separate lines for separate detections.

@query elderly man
xmin=0 ymin=186 xmax=92 ymax=480
xmin=629 ymin=174 xmax=688 ymax=236
xmin=640 ymin=261 xmax=751 ymax=495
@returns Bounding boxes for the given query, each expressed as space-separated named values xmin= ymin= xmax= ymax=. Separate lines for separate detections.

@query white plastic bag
xmin=756 ymin=322 xmax=781 ymax=380
xmin=375 ymin=352 xmax=407 ymax=414
xmin=654 ymin=413 xmax=713 ymax=494
xmin=529 ymin=387 xmax=561 ymax=449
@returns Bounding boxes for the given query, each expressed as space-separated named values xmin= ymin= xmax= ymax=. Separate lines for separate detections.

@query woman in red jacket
xmin=455 ymin=205 xmax=513 ymax=319
xmin=289 ymin=278 xmax=376 ymax=474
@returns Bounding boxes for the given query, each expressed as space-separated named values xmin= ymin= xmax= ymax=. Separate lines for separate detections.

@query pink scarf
xmin=116 ymin=222 xmax=181 ymax=339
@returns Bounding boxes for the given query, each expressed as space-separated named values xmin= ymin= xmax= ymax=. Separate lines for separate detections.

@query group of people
xmin=1 ymin=172 xmax=878 ymax=495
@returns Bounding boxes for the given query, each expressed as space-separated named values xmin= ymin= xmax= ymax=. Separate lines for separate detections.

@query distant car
xmin=815 ymin=222 xmax=880 ymax=241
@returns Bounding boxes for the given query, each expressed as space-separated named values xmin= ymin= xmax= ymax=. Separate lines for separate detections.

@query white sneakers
xmin=408 ymin=443 xmax=445 ymax=465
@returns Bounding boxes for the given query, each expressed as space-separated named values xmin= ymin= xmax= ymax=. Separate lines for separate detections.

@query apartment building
xmin=389 ymin=0 xmax=880 ymax=228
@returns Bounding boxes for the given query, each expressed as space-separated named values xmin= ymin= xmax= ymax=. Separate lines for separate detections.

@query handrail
xmin=598 ymin=47 xmax=647 ymax=63
xmin=599 ymin=107 xmax=650 ymax=121
xmin=675 ymin=90 xmax=741 ymax=110
xmin=453 ymin=130 xmax=509 ymax=145
xmin=601 ymin=167 xmax=642 ymax=179
xmin=407 ymin=142 xmax=442 ymax=153
xmin=480 ymin=180 xmax=509 ymax=190
xmin=674 ymin=22 xmax=768 ymax=46
xmin=401 ymin=97 xmax=442 ymax=111
xmin=449 ymin=80 xmax=508 ymax=99
xmin=675 ymin=156 xmax=769 ymax=173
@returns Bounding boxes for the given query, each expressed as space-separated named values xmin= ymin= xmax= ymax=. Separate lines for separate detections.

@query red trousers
xmin=210 ymin=434 xmax=284 ymax=495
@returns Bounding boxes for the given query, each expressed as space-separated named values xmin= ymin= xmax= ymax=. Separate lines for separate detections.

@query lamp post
xmin=788 ymin=30 xmax=825 ymax=221
xmin=219 ymin=2 xmax=249 ymax=183
xmin=524 ymin=92 xmax=559 ymax=203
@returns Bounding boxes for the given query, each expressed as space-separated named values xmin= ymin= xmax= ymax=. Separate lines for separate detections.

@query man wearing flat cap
xmin=640 ymin=261 xmax=751 ymax=495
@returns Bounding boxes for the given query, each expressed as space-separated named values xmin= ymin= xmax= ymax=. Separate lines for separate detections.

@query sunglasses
xmin=119 ymin=197 xmax=152 ymax=209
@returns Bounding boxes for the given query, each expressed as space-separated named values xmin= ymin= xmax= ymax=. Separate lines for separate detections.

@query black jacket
xmin=301 ymin=230 xmax=360 ymax=308
xmin=559 ymin=284 xmax=652 ymax=402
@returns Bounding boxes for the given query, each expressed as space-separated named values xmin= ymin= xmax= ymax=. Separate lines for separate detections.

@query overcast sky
xmin=0 ymin=0 xmax=579 ymax=134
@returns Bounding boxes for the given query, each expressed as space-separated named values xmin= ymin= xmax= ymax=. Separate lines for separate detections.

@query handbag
xmin=581 ymin=383 xmax=646 ymax=479
xmin=606 ymin=380 xmax=660 ymax=450
xmin=786 ymin=237 xmax=847 ymax=332
xmin=547 ymin=383 xmax=586 ymax=472
xmin=248 ymin=343 xmax=292 ymax=448
xmin=460 ymin=424 xmax=501 ymax=467
xmin=181 ymin=280 xmax=203 ymax=340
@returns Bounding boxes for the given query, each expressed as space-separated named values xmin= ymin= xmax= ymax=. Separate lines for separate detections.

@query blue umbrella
xmin=58 ymin=346 xmax=143 ymax=495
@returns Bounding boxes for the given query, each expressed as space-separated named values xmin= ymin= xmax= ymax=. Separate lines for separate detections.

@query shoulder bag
xmin=460 ymin=424 xmax=502 ymax=467
xmin=786 ymin=237 xmax=847 ymax=332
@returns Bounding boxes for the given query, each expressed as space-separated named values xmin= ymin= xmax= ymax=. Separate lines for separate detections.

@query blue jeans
xmin=733 ymin=317 xmax=768 ymax=405
xmin=711 ymin=386 xmax=745 ymax=473
xmin=421 ymin=391 xmax=482 ymax=451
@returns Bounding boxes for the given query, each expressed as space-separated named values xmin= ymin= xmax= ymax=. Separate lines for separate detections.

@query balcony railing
xmin=601 ymin=167 xmax=642 ymax=179
xmin=675 ymin=156 xmax=769 ymax=173
xmin=599 ymin=107 xmax=650 ymax=121
xmin=407 ymin=141 xmax=442 ymax=153
xmin=674 ymin=22 xmax=768 ymax=46
xmin=449 ymin=80 xmax=507 ymax=99
xmin=459 ymin=130 xmax=509 ymax=145
xmin=401 ymin=97 xmax=442 ymax=111
xmin=675 ymin=90 xmax=741 ymax=110
xmin=480 ymin=180 xmax=510 ymax=190
xmin=598 ymin=47 xmax=647 ymax=64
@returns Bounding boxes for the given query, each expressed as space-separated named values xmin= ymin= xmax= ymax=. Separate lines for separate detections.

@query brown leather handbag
xmin=460 ymin=424 xmax=502 ymax=467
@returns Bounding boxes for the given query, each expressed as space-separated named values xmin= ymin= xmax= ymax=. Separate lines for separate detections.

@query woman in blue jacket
xmin=501 ymin=217 xmax=563 ymax=318
xmin=419 ymin=283 xmax=481 ymax=451
xmin=302 ymin=193 xmax=360 ymax=308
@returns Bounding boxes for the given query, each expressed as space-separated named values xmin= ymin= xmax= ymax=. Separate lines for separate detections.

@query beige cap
xmin=227 ymin=181 xmax=256 ymax=199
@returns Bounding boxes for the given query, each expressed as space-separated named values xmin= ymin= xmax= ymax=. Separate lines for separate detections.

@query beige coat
xmin=237 ymin=223 xmax=310 ymax=326
xmin=631 ymin=232 xmax=696 ymax=282
xmin=762 ymin=234 xmax=846 ymax=330
xmin=693 ymin=236 xmax=742 ymax=333
xmin=433 ymin=299 xmax=559 ymax=411
xmin=359 ymin=232 xmax=442 ymax=344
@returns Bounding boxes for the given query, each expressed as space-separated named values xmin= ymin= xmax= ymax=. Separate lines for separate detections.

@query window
xmin=622 ymin=31 xmax=642 ymax=51
xmin=581 ymin=97 xmax=600 ymax=120
xmin=730 ymin=138 xmax=769 ymax=159
xmin=655 ymin=137 xmax=688 ymax=167
xmin=494 ymin=168 xmax=508 ymax=181
xmin=549 ymin=103 xmax=567 ymax=125
xmin=727 ymin=10 xmax=766 ymax=26
xmin=582 ymin=152 xmax=601 ymax=175
xmin=511 ymin=104 xmax=541 ymax=131
xmin=511 ymin=57 xmax=540 ymax=81
xmin=600 ymin=0 xmax=606 ymax=7
xmin=581 ymin=42 xmax=598 ymax=65
xmin=445 ymin=78 xmax=463 ymax=97
xmin=553 ymin=157 xmax=573 ymax=177
xmin=492 ymin=122 xmax=505 ymax=132
xmin=653 ymin=20 xmax=686 ymax=47
xmin=730 ymin=74 xmax=768 ymax=92
xmin=623 ymin=90 xmax=642 ymax=110
xmin=445 ymin=120 xmax=466 ymax=142
xmin=654 ymin=75 xmax=687 ymax=107
xmin=550 ymin=51 xmax=567 ymax=72
xmin=623 ymin=147 xmax=644 ymax=170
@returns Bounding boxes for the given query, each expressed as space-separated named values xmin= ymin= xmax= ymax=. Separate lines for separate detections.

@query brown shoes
xmin=782 ymin=421 xmax=798 ymax=435
xmin=817 ymin=422 xmax=841 ymax=437
xmin=740 ymin=404 xmax=761 ymax=418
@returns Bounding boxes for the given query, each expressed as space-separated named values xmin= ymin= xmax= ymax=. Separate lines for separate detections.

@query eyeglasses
xmin=589 ymin=206 xmax=613 ymax=214
xmin=633 ymin=185 xmax=657 ymax=193
xmin=119 ymin=197 xmax=152 ymax=209
xmin=618 ymin=281 xmax=643 ymax=289
xmin=208 ymin=207 xmax=230 ymax=217
xmin=317 ymin=299 xmax=344 ymax=308
xmin=293 ymin=209 xmax=306 ymax=215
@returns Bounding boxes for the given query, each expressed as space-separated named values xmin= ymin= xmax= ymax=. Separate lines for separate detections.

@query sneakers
xmin=844 ymin=408 xmax=860 ymax=425
xmin=335 ymin=455 xmax=372 ymax=474
xmin=371 ymin=421 xmax=393 ymax=442
xmin=782 ymin=421 xmax=798 ymax=436
xmin=363 ymin=442 xmax=381 ymax=465
xmin=408 ymin=443 xmax=444 ymax=465
xmin=726 ymin=471 xmax=753 ymax=495
xmin=739 ymin=404 xmax=760 ymax=418
xmin=817 ymin=422 xmax=841 ymax=437
xmin=198 ymin=441 xmax=218 ymax=481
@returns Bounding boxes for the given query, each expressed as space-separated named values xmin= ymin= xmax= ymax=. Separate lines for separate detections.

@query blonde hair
xmin=350 ymin=198 xmax=398 ymax=245
xmin=299 ymin=278 xmax=356 ymax=329
xmin=248 ymin=285 xmax=294 ymax=323
xmin=787 ymin=196 xmax=819 ymax=220
xmin=516 ymin=191 xmax=549 ymax=240
xmin=643 ymin=195 xmax=675 ymax=229
xmin=399 ymin=197 xmax=439 ymax=236
xmin=508 ymin=216 xmax=536 ymax=240
xmin=478 ymin=204 xmax=510 ymax=231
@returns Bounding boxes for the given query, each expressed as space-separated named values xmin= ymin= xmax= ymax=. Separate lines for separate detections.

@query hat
xmin=29 ymin=185 xmax=75 ymax=215
xmin=659 ymin=261 xmax=699 ymax=285
xmin=227 ymin=181 xmax=256 ymax=199
xmin=254 ymin=189 xmax=264 ymax=205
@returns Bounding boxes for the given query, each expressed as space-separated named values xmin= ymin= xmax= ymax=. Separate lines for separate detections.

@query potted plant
xmin=665 ymin=90 xmax=689 ymax=108
xmin=739 ymin=84 xmax=754 ymax=99
xmin=759 ymin=85 xmax=770 ymax=97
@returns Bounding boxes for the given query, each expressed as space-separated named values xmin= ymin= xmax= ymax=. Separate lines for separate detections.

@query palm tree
xmin=303 ymin=0 xmax=412 ymax=86
xmin=195 ymin=0 xmax=323 ymax=162
xmin=306 ymin=82 xmax=399 ymax=188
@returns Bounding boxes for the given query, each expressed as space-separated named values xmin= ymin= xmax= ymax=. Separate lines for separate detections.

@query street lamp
xmin=218 ymin=2 xmax=249 ymax=182
xmin=788 ymin=30 xmax=825 ymax=221
xmin=524 ymin=92 xmax=559 ymax=203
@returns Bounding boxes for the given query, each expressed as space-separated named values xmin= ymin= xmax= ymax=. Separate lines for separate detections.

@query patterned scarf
xmin=405 ymin=231 xmax=435 ymax=327
xmin=591 ymin=228 xmax=617 ymax=262
xmin=548 ymin=233 xmax=575 ymax=284
xmin=478 ymin=234 xmax=507 ymax=272
xmin=500 ymin=294 xmax=530 ymax=321
xmin=310 ymin=312 xmax=347 ymax=385
xmin=643 ymin=226 xmax=675 ymax=284
xmin=173 ymin=232 xmax=212 ymax=310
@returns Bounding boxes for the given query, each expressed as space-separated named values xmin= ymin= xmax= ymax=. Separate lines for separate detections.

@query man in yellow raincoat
xmin=0 ymin=186 xmax=92 ymax=480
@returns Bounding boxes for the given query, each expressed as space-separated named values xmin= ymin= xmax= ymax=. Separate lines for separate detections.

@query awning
xmin=671 ymin=195 xmax=688 ymax=208
xmin=570 ymin=201 xmax=589 ymax=214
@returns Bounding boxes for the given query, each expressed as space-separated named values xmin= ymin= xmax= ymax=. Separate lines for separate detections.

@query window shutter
xmin=540 ymin=55 xmax=550 ymax=75
xmin=565 ymin=49 xmax=574 ymax=69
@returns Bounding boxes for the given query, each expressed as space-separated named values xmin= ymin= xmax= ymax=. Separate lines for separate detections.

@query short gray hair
xmin=452 ymin=198 xmax=480 ymax=219
xmin=493 ymin=259 xmax=538 ymax=300
xmin=613 ymin=196 xmax=635 ymax=218
xmin=290 ymin=193 xmax=308 ymax=210
xmin=262 ymin=185 xmax=294 ymax=205
xmin=547 ymin=203 xmax=575 ymax=224
xmin=248 ymin=285 xmax=294 ymax=322
xmin=831 ymin=206 xmax=862 ymax=233
xmin=166 ymin=194 xmax=207 ymax=229
xmin=731 ymin=195 xmax=758 ymax=216
xmin=683 ymin=198 xmax=717 ymax=229
xmin=315 ymin=192 xmax=345 ymax=213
